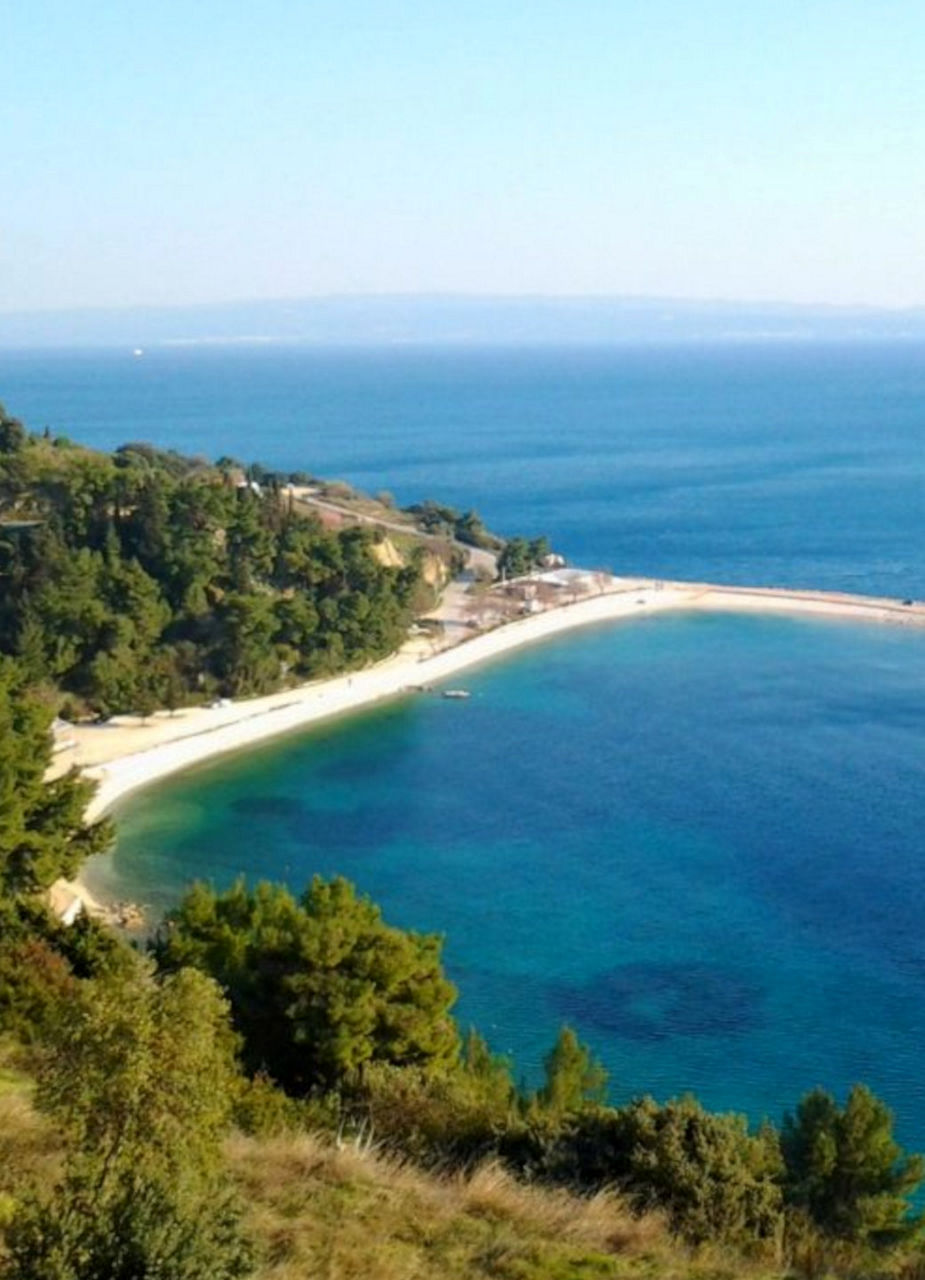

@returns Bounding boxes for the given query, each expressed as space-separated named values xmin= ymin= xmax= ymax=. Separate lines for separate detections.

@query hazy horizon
xmin=2 ymin=293 xmax=925 ymax=350
xmin=6 ymin=288 xmax=925 ymax=318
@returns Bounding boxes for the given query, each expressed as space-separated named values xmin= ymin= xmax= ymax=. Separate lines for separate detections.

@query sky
xmin=5 ymin=1 xmax=925 ymax=312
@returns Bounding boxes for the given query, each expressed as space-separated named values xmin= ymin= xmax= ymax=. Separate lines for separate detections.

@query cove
xmin=84 ymin=610 xmax=925 ymax=1146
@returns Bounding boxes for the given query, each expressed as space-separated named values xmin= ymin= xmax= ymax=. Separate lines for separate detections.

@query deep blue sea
xmin=4 ymin=342 xmax=925 ymax=594
xmin=4 ymin=342 xmax=925 ymax=1142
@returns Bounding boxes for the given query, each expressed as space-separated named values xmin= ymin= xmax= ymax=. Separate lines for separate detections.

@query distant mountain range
xmin=2 ymin=295 xmax=925 ymax=348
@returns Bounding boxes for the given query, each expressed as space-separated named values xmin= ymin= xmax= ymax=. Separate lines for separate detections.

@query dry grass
xmin=0 ymin=1091 xmax=62 ymax=1245
xmin=456 ymin=1160 xmax=666 ymax=1254
xmin=0 ymin=1045 xmax=59 ymax=1191
xmin=226 ymin=1131 xmax=783 ymax=1280
xmin=0 ymin=1070 xmax=798 ymax=1280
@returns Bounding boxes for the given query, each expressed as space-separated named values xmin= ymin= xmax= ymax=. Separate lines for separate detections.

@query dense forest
xmin=0 ymin=404 xmax=429 ymax=717
xmin=1 ymin=400 xmax=924 ymax=1277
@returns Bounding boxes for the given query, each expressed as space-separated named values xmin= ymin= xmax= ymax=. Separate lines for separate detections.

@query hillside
xmin=0 ymin=1060 xmax=779 ymax=1280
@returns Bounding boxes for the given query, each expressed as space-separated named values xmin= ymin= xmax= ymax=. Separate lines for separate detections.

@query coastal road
xmin=290 ymin=489 xmax=498 ymax=576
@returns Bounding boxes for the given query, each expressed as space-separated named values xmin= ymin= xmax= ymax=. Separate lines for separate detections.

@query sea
xmin=4 ymin=342 xmax=925 ymax=1142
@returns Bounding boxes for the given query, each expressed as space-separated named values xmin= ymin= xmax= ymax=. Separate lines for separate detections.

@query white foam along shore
xmin=60 ymin=574 xmax=925 ymax=831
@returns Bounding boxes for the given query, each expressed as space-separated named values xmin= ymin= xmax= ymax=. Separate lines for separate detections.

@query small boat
xmin=442 ymin=689 xmax=471 ymax=700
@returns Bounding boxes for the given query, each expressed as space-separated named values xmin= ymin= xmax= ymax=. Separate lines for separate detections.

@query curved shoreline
xmin=62 ymin=575 xmax=925 ymax=832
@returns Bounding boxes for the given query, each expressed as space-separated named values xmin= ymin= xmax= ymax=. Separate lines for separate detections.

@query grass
xmin=0 ymin=1059 xmax=881 ymax=1280
xmin=0 ymin=1089 xmax=60 ymax=1236
xmin=227 ymin=1132 xmax=785 ymax=1280
xmin=0 ymin=1040 xmax=35 ymax=1106
xmin=0 ymin=1079 xmax=788 ymax=1280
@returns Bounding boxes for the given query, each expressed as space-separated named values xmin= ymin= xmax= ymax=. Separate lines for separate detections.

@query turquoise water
xmin=6 ymin=342 xmax=925 ymax=1140
xmin=85 ymin=610 xmax=925 ymax=1142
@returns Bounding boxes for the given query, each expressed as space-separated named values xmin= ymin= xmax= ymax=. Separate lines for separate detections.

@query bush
xmin=1 ymin=965 xmax=253 ymax=1280
xmin=552 ymin=1095 xmax=784 ymax=1246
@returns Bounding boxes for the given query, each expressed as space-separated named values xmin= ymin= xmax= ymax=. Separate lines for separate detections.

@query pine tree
xmin=537 ymin=1025 xmax=608 ymax=1116
xmin=0 ymin=657 xmax=111 ymax=897
xmin=781 ymin=1084 xmax=924 ymax=1243
xmin=154 ymin=876 xmax=459 ymax=1093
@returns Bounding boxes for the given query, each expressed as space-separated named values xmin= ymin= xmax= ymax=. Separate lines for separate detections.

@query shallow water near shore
xmin=85 ymin=609 xmax=925 ymax=1144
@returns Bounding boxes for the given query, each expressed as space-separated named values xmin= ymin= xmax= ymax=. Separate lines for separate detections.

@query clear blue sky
xmin=6 ymin=0 xmax=925 ymax=310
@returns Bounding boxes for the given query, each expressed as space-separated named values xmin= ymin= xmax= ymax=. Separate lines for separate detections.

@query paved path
xmin=292 ymin=491 xmax=498 ymax=575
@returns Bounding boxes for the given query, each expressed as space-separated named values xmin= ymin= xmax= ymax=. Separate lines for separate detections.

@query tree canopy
xmin=497 ymin=535 xmax=550 ymax=579
xmin=0 ymin=656 xmax=110 ymax=897
xmin=0 ymin=429 xmax=423 ymax=715
xmin=153 ymin=876 xmax=460 ymax=1093
xmin=0 ymin=652 xmax=121 ymax=1042
xmin=781 ymin=1084 xmax=924 ymax=1244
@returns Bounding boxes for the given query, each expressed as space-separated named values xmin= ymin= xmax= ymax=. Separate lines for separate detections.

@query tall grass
xmin=227 ymin=1131 xmax=764 ymax=1280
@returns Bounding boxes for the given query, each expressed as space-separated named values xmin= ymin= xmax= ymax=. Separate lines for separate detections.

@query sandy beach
xmin=54 ymin=575 xmax=925 ymax=833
